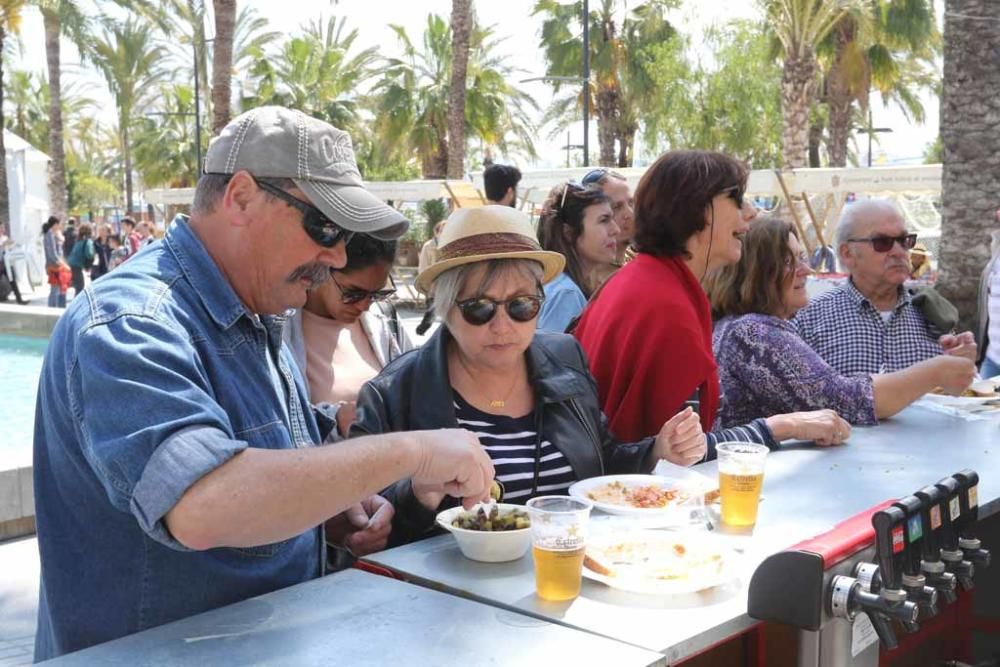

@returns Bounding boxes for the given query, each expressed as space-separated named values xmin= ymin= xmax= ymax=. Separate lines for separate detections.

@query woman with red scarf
xmin=574 ymin=150 xmax=850 ymax=459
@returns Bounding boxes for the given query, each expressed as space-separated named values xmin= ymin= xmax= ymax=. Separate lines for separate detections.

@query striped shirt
xmin=454 ymin=392 xmax=577 ymax=501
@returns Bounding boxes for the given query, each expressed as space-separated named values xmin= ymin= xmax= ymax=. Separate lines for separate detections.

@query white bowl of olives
xmin=436 ymin=503 xmax=532 ymax=563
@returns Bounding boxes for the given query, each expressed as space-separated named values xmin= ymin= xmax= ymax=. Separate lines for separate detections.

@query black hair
xmin=483 ymin=164 xmax=522 ymax=202
xmin=341 ymin=234 xmax=399 ymax=274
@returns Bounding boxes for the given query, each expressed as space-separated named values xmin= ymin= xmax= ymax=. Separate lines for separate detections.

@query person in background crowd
xmin=483 ymin=163 xmax=522 ymax=207
xmin=909 ymin=242 xmax=933 ymax=281
xmin=61 ymin=217 xmax=77 ymax=258
xmin=285 ymin=233 xmax=414 ymax=440
xmin=0 ymin=224 xmax=29 ymax=304
xmin=107 ymin=234 xmax=128 ymax=271
xmin=708 ymin=216 xmax=976 ymax=427
xmin=352 ymin=205 xmax=705 ymax=547
xmin=794 ymin=199 xmax=977 ymax=374
xmin=583 ymin=168 xmax=636 ymax=267
xmin=32 ymin=106 xmax=495 ymax=660
xmin=121 ymin=217 xmax=141 ymax=256
xmin=415 ymin=219 xmax=447 ymax=336
xmin=91 ymin=223 xmax=114 ymax=280
xmin=137 ymin=221 xmax=156 ymax=248
xmin=66 ymin=223 xmax=95 ymax=298
xmin=977 ymin=210 xmax=1000 ymax=379
xmin=574 ymin=150 xmax=851 ymax=458
xmin=42 ymin=216 xmax=69 ymax=308
xmin=536 ymin=183 xmax=619 ymax=332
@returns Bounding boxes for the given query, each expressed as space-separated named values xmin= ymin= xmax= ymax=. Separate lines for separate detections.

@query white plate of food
xmin=569 ymin=474 xmax=708 ymax=517
xmin=924 ymin=379 xmax=1000 ymax=406
xmin=582 ymin=530 xmax=740 ymax=595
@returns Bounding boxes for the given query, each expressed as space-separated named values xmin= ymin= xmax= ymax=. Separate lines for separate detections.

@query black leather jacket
xmin=351 ymin=327 xmax=656 ymax=546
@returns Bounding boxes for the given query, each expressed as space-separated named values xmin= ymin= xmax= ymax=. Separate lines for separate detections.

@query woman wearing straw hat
xmin=909 ymin=242 xmax=934 ymax=281
xmin=351 ymin=205 xmax=705 ymax=546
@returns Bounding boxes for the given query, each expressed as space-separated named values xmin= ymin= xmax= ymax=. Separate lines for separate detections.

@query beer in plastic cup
xmin=716 ymin=442 xmax=769 ymax=527
xmin=525 ymin=496 xmax=592 ymax=601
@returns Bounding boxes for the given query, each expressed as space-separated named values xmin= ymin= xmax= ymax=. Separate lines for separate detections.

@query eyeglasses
xmin=846 ymin=233 xmax=917 ymax=253
xmin=719 ymin=185 xmax=744 ymax=210
xmin=783 ymin=252 xmax=811 ymax=272
xmin=456 ymin=295 xmax=544 ymax=326
xmin=331 ymin=273 xmax=397 ymax=305
xmin=251 ymin=176 xmax=354 ymax=248
xmin=581 ymin=168 xmax=626 ymax=186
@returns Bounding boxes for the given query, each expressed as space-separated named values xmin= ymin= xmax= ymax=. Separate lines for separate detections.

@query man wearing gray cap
xmin=32 ymin=107 xmax=495 ymax=659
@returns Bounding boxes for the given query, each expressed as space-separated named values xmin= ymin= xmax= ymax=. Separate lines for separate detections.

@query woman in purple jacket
xmin=706 ymin=216 xmax=976 ymax=427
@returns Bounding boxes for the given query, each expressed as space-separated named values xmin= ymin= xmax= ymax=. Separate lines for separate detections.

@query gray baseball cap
xmin=204 ymin=106 xmax=408 ymax=241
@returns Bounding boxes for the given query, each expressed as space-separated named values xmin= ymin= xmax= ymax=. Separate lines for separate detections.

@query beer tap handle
xmin=872 ymin=507 xmax=906 ymax=591
xmin=953 ymin=470 xmax=990 ymax=570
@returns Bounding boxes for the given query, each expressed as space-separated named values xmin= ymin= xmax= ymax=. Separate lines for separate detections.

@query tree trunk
xmin=825 ymin=28 xmax=853 ymax=168
xmin=43 ymin=10 xmax=67 ymax=218
xmin=808 ymin=119 xmax=824 ymax=168
xmin=123 ymin=124 xmax=134 ymax=214
xmin=780 ymin=52 xmax=818 ymax=169
xmin=211 ymin=0 xmax=236 ymax=136
xmin=0 ymin=27 xmax=8 ymax=230
xmin=618 ymin=122 xmax=636 ymax=168
xmin=596 ymin=86 xmax=618 ymax=167
xmin=937 ymin=0 xmax=1000 ymax=330
xmin=446 ymin=0 xmax=472 ymax=179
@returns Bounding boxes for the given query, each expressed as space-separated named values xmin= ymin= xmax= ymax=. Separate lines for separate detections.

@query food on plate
xmin=489 ymin=480 xmax=503 ymax=501
xmin=931 ymin=382 xmax=1000 ymax=398
xmin=586 ymin=480 xmax=687 ymax=508
xmin=703 ymin=488 xmax=721 ymax=505
xmin=451 ymin=504 xmax=529 ymax=531
xmin=584 ymin=535 xmax=726 ymax=583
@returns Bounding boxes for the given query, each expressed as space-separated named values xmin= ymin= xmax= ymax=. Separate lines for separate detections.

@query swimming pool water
xmin=0 ymin=334 xmax=47 ymax=468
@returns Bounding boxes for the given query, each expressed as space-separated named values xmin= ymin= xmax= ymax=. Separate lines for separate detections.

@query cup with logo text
xmin=716 ymin=442 xmax=769 ymax=527
xmin=525 ymin=496 xmax=593 ymax=601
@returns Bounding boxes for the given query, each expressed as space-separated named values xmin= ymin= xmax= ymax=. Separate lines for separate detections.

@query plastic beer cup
xmin=525 ymin=496 xmax=592 ymax=601
xmin=716 ymin=442 xmax=768 ymax=527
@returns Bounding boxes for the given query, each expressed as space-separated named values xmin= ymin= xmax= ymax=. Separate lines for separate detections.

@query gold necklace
xmin=455 ymin=353 xmax=521 ymax=409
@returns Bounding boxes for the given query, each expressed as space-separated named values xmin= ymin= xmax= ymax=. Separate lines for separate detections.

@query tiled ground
xmin=0 ymin=537 xmax=39 ymax=666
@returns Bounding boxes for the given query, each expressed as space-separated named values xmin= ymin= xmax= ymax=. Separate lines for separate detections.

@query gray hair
xmin=192 ymin=173 xmax=296 ymax=214
xmin=430 ymin=259 xmax=544 ymax=321
xmin=834 ymin=198 xmax=907 ymax=265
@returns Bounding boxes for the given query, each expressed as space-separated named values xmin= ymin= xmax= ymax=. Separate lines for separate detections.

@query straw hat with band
xmin=910 ymin=242 xmax=931 ymax=257
xmin=415 ymin=206 xmax=565 ymax=294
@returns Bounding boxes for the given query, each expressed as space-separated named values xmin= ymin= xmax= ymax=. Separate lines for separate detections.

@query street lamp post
xmin=582 ymin=0 xmax=590 ymax=167
xmin=857 ymin=107 xmax=893 ymax=167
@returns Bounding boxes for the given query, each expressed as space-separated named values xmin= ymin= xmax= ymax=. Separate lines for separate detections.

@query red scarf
xmin=574 ymin=254 xmax=720 ymax=441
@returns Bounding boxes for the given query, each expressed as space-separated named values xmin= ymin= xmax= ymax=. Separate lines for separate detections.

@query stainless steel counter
xmin=49 ymin=568 xmax=667 ymax=666
xmin=363 ymin=407 xmax=1000 ymax=662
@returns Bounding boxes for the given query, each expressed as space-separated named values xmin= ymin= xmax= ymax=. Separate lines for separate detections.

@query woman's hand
xmin=928 ymin=355 xmax=977 ymax=395
xmin=653 ymin=407 xmax=706 ymax=467
xmin=766 ymin=409 xmax=851 ymax=447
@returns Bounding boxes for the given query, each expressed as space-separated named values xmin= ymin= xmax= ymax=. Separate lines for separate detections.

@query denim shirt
xmin=33 ymin=219 xmax=322 ymax=660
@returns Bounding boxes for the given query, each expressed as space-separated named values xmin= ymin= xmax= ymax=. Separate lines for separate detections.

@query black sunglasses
xmin=251 ymin=176 xmax=354 ymax=248
xmin=456 ymin=295 xmax=545 ymax=326
xmin=719 ymin=185 xmax=744 ymax=209
xmin=847 ymin=233 xmax=917 ymax=253
xmin=332 ymin=273 xmax=397 ymax=305
xmin=581 ymin=168 xmax=626 ymax=186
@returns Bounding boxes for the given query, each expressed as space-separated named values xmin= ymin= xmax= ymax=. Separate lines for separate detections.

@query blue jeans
xmin=981 ymin=354 xmax=1000 ymax=380
xmin=47 ymin=285 xmax=65 ymax=308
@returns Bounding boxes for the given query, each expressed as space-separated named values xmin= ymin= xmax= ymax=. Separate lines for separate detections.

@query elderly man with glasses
xmin=794 ymin=198 xmax=977 ymax=374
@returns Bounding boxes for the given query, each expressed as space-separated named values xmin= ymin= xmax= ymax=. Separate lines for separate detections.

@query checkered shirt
xmin=792 ymin=280 xmax=943 ymax=374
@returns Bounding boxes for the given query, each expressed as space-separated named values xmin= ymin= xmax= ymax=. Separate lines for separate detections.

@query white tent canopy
xmin=4 ymin=130 xmax=50 ymax=288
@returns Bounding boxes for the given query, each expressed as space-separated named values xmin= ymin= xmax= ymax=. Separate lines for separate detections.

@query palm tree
xmin=936 ymin=0 xmax=1000 ymax=329
xmin=211 ymin=0 xmax=235 ymax=135
xmin=820 ymin=0 xmax=937 ymax=167
xmin=373 ymin=13 xmax=537 ymax=178
xmin=91 ymin=18 xmax=167 ymax=213
xmin=132 ymin=84 xmax=198 ymax=187
xmin=229 ymin=4 xmax=280 ymax=106
xmin=446 ymin=0 xmax=473 ymax=179
xmin=242 ymin=16 xmax=378 ymax=133
xmin=534 ymin=0 xmax=674 ymax=167
xmin=4 ymin=68 xmax=95 ymax=152
xmin=761 ymin=0 xmax=860 ymax=168
xmin=0 ymin=0 xmax=25 ymax=230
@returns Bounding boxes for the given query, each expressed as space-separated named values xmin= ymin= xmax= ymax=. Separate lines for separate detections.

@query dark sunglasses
xmin=456 ymin=295 xmax=544 ymax=326
xmin=251 ymin=176 xmax=354 ymax=248
xmin=847 ymin=233 xmax=917 ymax=253
xmin=719 ymin=185 xmax=744 ymax=209
xmin=332 ymin=273 xmax=397 ymax=305
xmin=581 ymin=168 xmax=626 ymax=186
